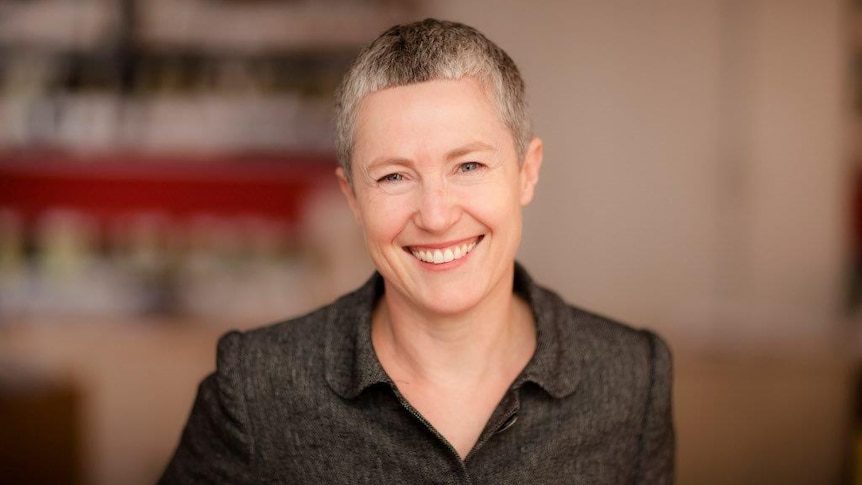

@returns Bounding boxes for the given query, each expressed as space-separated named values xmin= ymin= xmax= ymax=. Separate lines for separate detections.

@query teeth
xmin=410 ymin=240 xmax=478 ymax=264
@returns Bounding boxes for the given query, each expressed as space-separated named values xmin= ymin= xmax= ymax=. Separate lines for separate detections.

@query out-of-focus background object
xmin=0 ymin=0 xmax=405 ymax=483
xmin=0 ymin=1 xmax=854 ymax=484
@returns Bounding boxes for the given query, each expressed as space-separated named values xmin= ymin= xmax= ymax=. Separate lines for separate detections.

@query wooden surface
xmin=0 ymin=320 xmax=855 ymax=485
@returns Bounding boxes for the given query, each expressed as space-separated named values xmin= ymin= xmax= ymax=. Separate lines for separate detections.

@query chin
xmin=414 ymin=285 xmax=487 ymax=316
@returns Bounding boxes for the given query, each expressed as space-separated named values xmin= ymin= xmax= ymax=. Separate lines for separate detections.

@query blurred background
xmin=0 ymin=0 xmax=853 ymax=484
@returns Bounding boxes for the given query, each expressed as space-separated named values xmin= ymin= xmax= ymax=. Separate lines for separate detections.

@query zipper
xmin=465 ymin=389 xmax=520 ymax=462
xmin=390 ymin=384 xmax=472 ymax=483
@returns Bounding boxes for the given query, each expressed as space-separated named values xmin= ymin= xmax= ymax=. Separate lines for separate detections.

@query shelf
xmin=0 ymin=0 xmax=421 ymax=154
xmin=0 ymin=152 xmax=338 ymax=225
xmin=0 ymin=0 xmax=419 ymax=53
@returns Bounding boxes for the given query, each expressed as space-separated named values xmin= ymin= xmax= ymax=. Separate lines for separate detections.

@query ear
xmin=335 ymin=167 xmax=361 ymax=221
xmin=519 ymin=137 xmax=543 ymax=206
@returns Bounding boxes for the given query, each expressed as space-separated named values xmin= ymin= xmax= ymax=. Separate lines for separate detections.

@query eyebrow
xmin=364 ymin=157 xmax=411 ymax=177
xmin=365 ymin=141 xmax=497 ymax=171
xmin=445 ymin=141 xmax=496 ymax=161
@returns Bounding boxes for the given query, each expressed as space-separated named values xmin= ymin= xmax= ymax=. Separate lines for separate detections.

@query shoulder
xmin=206 ymin=304 xmax=333 ymax=414
xmin=515 ymin=262 xmax=672 ymax=387
xmin=220 ymin=303 xmax=334 ymax=360
xmin=564 ymin=299 xmax=672 ymax=372
xmin=527 ymin=279 xmax=672 ymax=393
xmin=531 ymin=287 xmax=675 ymax=482
xmin=214 ymin=274 xmax=378 ymax=383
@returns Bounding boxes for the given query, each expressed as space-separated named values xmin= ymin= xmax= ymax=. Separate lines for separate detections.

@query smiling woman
xmin=159 ymin=19 xmax=674 ymax=485
xmin=338 ymin=77 xmax=541 ymax=320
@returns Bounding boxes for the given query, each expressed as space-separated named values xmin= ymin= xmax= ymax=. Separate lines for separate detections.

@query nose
xmin=413 ymin=178 xmax=460 ymax=232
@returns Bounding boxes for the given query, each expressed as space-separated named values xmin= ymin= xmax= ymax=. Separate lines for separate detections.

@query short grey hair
xmin=334 ymin=18 xmax=532 ymax=184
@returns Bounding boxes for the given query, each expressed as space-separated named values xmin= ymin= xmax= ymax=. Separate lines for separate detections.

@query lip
xmin=404 ymin=235 xmax=483 ymax=269
xmin=405 ymin=236 xmax=481 ymax=252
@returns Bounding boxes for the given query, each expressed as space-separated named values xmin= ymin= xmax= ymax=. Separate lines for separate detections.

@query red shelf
xmin=0 ymin=152 xmax=338 ymax=226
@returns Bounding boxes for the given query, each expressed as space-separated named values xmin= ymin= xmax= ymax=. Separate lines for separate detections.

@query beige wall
xmin=426 ymin=2 xmax=851 ymax=483
xmin=428 ymin=0 xmax=848 ymax=347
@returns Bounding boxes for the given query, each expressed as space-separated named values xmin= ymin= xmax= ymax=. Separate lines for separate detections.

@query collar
xmin=324 ymin=263 xmax=584 ymax=400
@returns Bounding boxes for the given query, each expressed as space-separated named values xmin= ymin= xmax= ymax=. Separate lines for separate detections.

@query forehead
xmin=352 ymin=78 xmax=514 ymax=161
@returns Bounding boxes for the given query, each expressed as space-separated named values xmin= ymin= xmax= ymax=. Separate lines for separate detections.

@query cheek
xmin=358 ymin=193 xmax=413 ymax=245
xmin=457 ymin=179 xmax=522 ymax=225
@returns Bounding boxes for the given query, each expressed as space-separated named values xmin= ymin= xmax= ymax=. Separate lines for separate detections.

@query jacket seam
xmin=631 ymin=330 xmax=657 ymax=484
xmin=233 ymin=333 xmax=259 ymax=473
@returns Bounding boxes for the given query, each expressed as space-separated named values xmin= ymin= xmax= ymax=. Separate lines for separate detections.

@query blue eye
xmin=378 ymin=173 xmax=404 ymax=183
xmin=459 ymin=162 xmax=480 ymax=172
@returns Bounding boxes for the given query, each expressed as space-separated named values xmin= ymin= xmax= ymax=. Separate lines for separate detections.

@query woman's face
xmin=337 ymin=77 xmax=542 ymax=317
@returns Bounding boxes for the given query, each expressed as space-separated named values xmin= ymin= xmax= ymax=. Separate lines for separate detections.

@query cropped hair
xmin=334 ymin=18 xmax=531 ymax=184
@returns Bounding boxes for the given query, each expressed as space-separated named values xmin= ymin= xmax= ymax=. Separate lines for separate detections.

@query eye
xmin=459 ymin=161 xmax=481 ymax=173
xmin=379 ymin=173 xmax=402 ymax=182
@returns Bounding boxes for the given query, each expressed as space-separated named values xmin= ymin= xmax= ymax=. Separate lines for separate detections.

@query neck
xmin=371 ymin=273 xmax=535 ymax=388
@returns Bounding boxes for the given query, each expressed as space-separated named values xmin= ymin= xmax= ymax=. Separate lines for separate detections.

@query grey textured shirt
xmin=160 ymin=264 xmax=674 ymax=484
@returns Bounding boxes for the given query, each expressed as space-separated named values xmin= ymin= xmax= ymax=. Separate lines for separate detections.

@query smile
xmin=409 ymin=238 xmax=480 ymax=264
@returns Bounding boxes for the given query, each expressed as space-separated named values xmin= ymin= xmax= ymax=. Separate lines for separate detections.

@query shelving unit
xmin=0 ymin=152 xmax=335 ymax=224
xmin=0 ymin=0 xmax=420 ymax=153
xmin=0 ymin=3 xmax=420 ymax=478
xmin=0 ymin=0 xmax=418 ymax=323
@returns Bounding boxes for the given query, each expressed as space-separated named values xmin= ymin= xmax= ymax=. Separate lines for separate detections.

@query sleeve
xmin=158 ymin=331 xmax=256 ymax=484
xmin=634 ymin=331 xmax=675 ymax=485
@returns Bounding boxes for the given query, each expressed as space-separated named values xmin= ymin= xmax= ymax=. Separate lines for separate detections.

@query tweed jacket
xmin=160 ymin=264 xmax=674 ymax=484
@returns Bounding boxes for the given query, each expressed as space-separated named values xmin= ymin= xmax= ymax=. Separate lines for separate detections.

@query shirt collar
xmin=511 ymin=263 xmax=584 ymax=399
xmin=324 ymin=262 xmax=584 ymax=400
xmin=323 ymin=274 xmax=390 ymax=399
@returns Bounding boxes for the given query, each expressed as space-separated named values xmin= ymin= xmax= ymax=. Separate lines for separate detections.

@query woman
xmin=160 ymin=19 xmax=674 ymax=484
